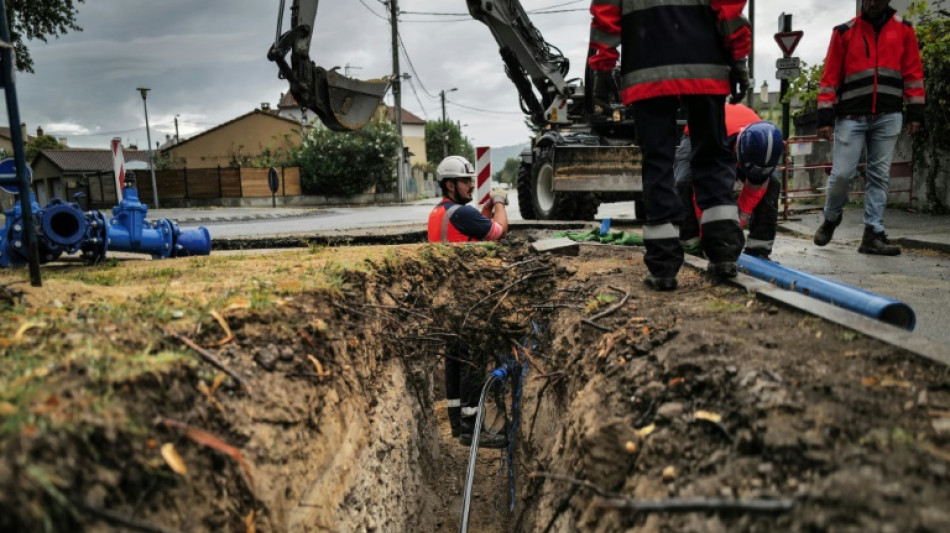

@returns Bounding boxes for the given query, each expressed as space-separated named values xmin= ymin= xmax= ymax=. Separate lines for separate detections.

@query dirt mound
xmin=1 ymin=239 xmax=948 ymax=532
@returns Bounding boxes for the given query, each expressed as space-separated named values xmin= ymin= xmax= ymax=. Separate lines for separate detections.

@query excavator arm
xmin=269 ymin=0 xmax=584 ymax=132
xmin=267 ymin=0 xmax=390 ymax=131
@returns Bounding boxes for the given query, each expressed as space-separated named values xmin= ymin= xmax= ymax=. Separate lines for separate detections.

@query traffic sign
xmin=776 ymin=67 xmax=801 ymax=80
xmin=776 ymin=57 xmax=801 ymax=69
xmin=0 ymin=158 xmax=32 ymax=195
xmin=775 ymin=31 xmax=804 ymax=57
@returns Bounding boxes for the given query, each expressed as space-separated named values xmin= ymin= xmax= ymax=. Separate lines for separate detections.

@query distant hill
xmin=489 ymin=142 xmax=530 ymax=174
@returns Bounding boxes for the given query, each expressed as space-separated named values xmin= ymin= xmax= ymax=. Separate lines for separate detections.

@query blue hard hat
xmin=736 ymin=121 xmax=784 ymax=185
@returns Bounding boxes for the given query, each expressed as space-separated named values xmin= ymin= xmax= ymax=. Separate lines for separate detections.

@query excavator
xmin=267 ymin=0 xmax=644 ymax=221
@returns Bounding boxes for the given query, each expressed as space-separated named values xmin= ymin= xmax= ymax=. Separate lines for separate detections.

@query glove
xmin=739 ymin=210 xmax=751 ymax=229
xmin=490 ymin=188 xmax=509 ymax=206
xmin=729 ymin=58 xmax=750 ymax=104
xmin=591 ymin=70 xmax=613 ymax=113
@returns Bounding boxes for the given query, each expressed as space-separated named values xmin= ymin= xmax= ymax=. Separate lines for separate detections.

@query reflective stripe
xmin=590 ymin=27 xmax=621 ymax=48
xmin=907 ymin=96 xmax=925 ymax=104
xmin=719 ymin=16 xmax=750 ymax=38
xmin=817 ymin=101 xmax=834 ymax=109
xmin=745 ymin=238 xmax=773 ymax=249
xmin=843 ymin=69 xmax=874 ymax=84
xmin=592 ymin=0 xmax=620 ymax=5
xmin=447 ymin=399 xmax=461 ymax=408
xmin=875 ymin=85 xmax=904 ymax=98
xmin=700 ymin=204 xmax=738 ymax=224
xmin=623 ymin=63 xmax=729 ymax=85
xmin=878 ymin=67 xmax=902 ymax=79
xmin=623 ymin=0 xmax=708 ymax=13
xmin=440 ymin=205 xmax=462 ymax=242
xmin=819 ymin=87 xmax=836 ymax=95
xmin=906 ymin=80 xmax=924 ymax=89
xmin=643 ymin=223 xmax=679 ymax=241
xmin=839 ymin=85 xmax=875 ymax=101
xmin=461 ymin=406 xmax=479 ymax=417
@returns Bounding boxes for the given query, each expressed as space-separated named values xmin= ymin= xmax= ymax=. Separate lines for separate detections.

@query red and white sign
xmin=774 ymin=31 xmax=804 ymax=57
xmin=110 ymin=137 xmax=126 ymax=201
xmin=475 ymin=146 xmax=492 ymax=209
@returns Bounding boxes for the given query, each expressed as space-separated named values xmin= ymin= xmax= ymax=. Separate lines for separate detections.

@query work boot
xmin=644 ymin=274 xmax=677 ymax=291
xmin=706 ymin=261 xmax=737 ymax=279
xmin=813 ymin=215 xmax=842 ymax=246
xmin=459 ymin=416 xmax=507 ymax=449
xmin=858 ymin=225 xmax=901 ymax=256
xmin=448 ymin=406 xmax=461 ymax=438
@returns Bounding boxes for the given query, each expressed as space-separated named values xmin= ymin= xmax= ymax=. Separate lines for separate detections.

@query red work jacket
xmin=588 ymin=0 xmax=750 ymax=103
xmin=817 ymin=8 xmax=925 ymax=127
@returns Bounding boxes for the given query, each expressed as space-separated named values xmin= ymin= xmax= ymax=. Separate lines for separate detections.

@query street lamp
xmin=440 ymin=88 xmax=458 ymax=158
xmin=136 ymin=87 xmax=160 ymax=208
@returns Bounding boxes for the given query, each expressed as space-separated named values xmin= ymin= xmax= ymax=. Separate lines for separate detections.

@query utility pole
xmin=136 ymin=87 xmax=160 ymax=208
xmin=747 ymin=0 xmax=755 ymax=107
xmin=389 ymin=0 xmax=406 ymax=202
xmin=174 ymin=115 xmax=180 ymax=144
xmin=440 ymin=88 xmax=457 ymax=158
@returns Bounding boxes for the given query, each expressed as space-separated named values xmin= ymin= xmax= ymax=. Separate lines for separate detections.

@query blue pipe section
xmin=1 ymin=187 xmax=211 ymax=267
xmin=737 ymin=253 xmax=916 ymax=330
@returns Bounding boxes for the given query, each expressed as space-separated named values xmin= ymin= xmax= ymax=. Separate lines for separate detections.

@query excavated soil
xmin=0 ymin=234 xmax=948 ymax=533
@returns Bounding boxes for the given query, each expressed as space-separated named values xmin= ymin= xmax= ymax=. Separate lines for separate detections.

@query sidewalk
xmin=148 ymin=206 xmax=325 ymax=224
xmin=777 ymin=206 xmax=950 ymax=254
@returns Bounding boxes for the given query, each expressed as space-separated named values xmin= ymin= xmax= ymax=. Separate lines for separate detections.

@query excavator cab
xmin=267 ymin=0 xmax=389 ymax=131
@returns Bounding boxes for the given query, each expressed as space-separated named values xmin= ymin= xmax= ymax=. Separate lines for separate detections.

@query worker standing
xmin=427 ymin=155 xmax=508 ymax=447
xmin=812 ymin=0 xmax=925 ymax=256
xmin=589 ymin=0 xmax=751 ymax=290
xmin=676 ymin=104 xmax=784 ymax=261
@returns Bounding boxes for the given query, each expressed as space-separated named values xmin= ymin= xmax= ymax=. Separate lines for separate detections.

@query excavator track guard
xmin=269 ymin=0 xmax=389 ymax=131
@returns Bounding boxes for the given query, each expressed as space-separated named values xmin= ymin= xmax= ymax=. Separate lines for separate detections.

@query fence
xmin=86 ymin=166 xmax=301 ymax=208
xmin=778 ymin=135 xmax=915 ymax=220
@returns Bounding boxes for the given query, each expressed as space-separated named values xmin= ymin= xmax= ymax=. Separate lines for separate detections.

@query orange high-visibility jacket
xmin=817 ymin=8 xmax=925 ymax=128
xmin=427 ymin=200 xmax=503 ymax=243
xmin=588 ymin=0 xmax=750 ymax=103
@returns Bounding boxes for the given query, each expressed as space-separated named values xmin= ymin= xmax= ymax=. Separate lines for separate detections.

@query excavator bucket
xmin=309 ymin=68 xmax=390 ymax=131
xmin=551 ymin=146 xmax=643 ymax=192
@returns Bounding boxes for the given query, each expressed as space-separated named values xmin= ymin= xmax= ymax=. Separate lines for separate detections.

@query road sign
xmin=776 ymin=67 xmax=801 ymax=80
xmin=268 ymin=167 xmax=280 ymax=194
xmin=775 ymin=31 xmax=804 ymax=57
xmin=0 ymin=158 xmax=32 ymax=195
xmin=776 ymin=57 xmax=801 ymax=69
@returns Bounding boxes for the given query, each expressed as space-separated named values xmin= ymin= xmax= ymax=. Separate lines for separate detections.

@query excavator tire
xmin=529 ymin=154 xmax=600 ymax=221
xmin=516 ymin=161 xmax=537 ymax=220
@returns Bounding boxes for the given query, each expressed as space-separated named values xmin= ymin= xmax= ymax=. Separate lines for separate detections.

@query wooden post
xmin=183 ymin=167 xmax=189 ymax=199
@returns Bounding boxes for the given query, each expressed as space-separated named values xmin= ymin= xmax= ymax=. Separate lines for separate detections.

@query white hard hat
xmin=437 ymin=155 xmax=476 ymax=182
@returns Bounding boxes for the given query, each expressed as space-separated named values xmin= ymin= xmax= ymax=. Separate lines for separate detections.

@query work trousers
xmin=822 ymin=112 xmax=902 ymax=233
xmin=633 ymin=94 xmax=743 ymax=276
xmin=445 ymin=345 xmax=481 ymax=420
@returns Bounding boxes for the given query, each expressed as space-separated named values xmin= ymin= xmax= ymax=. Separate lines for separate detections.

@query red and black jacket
xmin=817 ymin=7 xmax=925 ymax=127
xmin=588 ymin=0 xmax=750 ymax=103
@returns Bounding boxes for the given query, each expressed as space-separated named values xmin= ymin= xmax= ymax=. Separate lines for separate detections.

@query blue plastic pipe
xmin=737 ymin=253 xmax=916 ymax=330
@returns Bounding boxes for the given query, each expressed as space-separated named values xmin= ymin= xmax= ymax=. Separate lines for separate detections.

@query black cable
xmin=397 ymin=31 xmax=437 ymax=99
xmin=357 ymin=0 xmax=389 ymax=21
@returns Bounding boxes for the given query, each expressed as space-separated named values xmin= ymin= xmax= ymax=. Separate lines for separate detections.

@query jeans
xmin=823 ymin=112 xmax=902 ymax=233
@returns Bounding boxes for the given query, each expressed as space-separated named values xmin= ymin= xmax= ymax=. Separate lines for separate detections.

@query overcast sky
xmin=4 ymin=0 xmax=873 ymax=152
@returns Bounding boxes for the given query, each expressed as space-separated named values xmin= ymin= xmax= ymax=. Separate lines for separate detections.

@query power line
xmin=357 ymin=0 xmax=389 ymax=21
xmin=397 ymin=31 xmax=436 ymax=99
xmin=446 ymin=99 xmax=522 ymax=116
xmin=403 ymin=76 xmax=429 ymax=118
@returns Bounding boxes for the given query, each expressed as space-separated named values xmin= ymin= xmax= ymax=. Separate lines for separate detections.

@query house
xmin=161 ymin=108 xmax=303 ymax=168
xmin=0 ymin=124 xmax=36 ymax=154
xmin=383 ymin=105 xmax=428 ymax=169
xmin=29 ymin=148 xmax=150 ymax=205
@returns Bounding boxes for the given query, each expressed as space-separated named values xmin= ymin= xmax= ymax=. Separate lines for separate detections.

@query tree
xmin=4 ymin=0 xmax=84 ymax=74
xmin=424 ymin=121 xmax=474 ymax=167
xmin=297 ymin=119 xmax=401 ymax=197
xmin=25 ymin=134 xmax=66 ymax=162
xmin=493 ymin=157 xmax=520 ymax=185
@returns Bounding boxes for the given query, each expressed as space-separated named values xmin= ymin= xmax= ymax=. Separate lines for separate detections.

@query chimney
xmin=20 ymin=123 xmax=27 ymax=139
xmin=165 ymin=134 xmax=171 ymax=142
xmin=36 ymin=126 xmax=44 ymax=138
xmin=261 ymin=102 xmax=271 ymax=111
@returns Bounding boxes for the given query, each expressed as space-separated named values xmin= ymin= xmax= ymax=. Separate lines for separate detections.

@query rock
xmin=662 ymin=465 xmax=676 ymax=482
xmin=655 ymin=402 xmax=686 ymax=421
xmin=530 ymin=238 xmax=580 ymax=256
xmin=254 ymin=344 xmax=280 ymax=370
xmin=280 ymin=346 xmax=295 ymax=361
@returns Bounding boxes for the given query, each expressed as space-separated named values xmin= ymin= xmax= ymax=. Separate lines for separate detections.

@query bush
xmin=298 ymin=119 xmax=401 ymax=196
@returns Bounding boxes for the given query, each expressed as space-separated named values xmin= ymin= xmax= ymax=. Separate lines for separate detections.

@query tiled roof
xmin=36 ymin=149 xmax=150 ymax=172
xmin=278 ymin=92 xmax=298 ymax=108
xmin=386 ymin=106 xmax=426 ymax=125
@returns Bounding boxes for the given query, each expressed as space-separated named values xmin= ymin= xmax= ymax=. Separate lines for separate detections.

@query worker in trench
xmin=428 ymin=155 xmax=509 ymax=448
xmin=675 ymin=103 xmax=785 ymax=261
